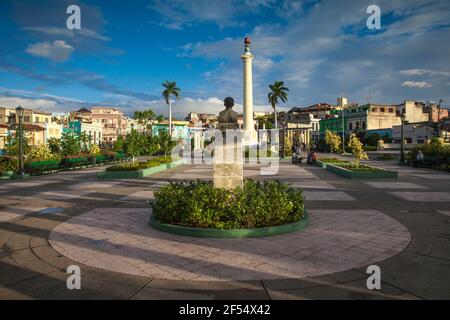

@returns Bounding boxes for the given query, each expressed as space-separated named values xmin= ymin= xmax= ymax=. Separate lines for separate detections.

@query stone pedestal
xmin=213 ymin=128 xmax=243 ymax=190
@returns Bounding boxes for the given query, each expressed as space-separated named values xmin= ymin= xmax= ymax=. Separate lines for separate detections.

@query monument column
xmin=241 ymin=37 xmax=255 ymax=135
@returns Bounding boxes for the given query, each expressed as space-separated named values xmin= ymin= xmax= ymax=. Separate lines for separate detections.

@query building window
xmin=389 ymin=108 xmax=394 ymax=113
xmin=372 ymin=107 xmax=377 ymax=112
xmin=356 ymin=121 xmax=360 ymax=130
xmin=35 ymin=116 xmax=40 ymax=123
xmin=349 ymin=122 xmax=353 ymax=131
xmin=362 ymin=121 xmax=366 ymax=129
xmin=24 ymin=116 xmax=31 ymax=122
xmin=380 ymin=107 xmax=385 ymax=112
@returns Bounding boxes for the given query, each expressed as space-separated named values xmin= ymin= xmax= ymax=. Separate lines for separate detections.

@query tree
xmin=123 ymin=130 xmax=143 ymax=163
xmin=134 ymin=109 xmax=156 ymax=133
xmin=79 ymin=132 xmax=89 ymax=151
xmin=6 ymin=134 xmax=30 ymax=157
xmin=348 ymin=133 xmax=368 ymax=167
xmin=256 ymin=115 xmax=274 ymax=130
xmin=365 ymin=133 xmax=381 ymax=147
xmin=157 ymin=131 xmax=177 ymax=157
xmin=61 ymin=132 xmax=81 ymax=156
xmin=325 ymin=130 xmax=342 ymax=155
xmin=162 ymin=81 xmax=181 ymax=137
xmin=156 ymin=114 xmax=164 ymax=123
xmin=48 ymin=137 xmax=61 ymax=154
xmin=113 ymin=135 xmax=125 ymax=150
xmin=267 ymin=81 xmax=289 ymax=130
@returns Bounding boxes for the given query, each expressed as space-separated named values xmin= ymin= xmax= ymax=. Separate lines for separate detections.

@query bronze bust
xmin=218 ymin=97 xmax=239 ymax=125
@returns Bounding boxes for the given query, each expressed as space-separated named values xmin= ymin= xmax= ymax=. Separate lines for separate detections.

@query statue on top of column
xmin=244 ymin=37 xmax=251 ymax=54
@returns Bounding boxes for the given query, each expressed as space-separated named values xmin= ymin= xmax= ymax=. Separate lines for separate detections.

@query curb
xmin=149 ymin=210 xmax=309 ymax=238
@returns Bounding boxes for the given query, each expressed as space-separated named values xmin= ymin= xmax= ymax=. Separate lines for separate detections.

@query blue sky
xmin=0 ymin=0 xmax=449 ymax=118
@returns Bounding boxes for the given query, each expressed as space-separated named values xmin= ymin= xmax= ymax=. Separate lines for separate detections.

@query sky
xmin=0 ymin=0 xmax=449 ymax=118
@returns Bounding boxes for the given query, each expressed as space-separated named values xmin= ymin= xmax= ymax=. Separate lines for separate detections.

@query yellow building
xmin=0 ymin=107 xmax=56 ymax=148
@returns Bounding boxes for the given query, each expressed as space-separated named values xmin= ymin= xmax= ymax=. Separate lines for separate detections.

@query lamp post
xmin=341 ymin=109 xmax=346 ymax=154
xmin=16 ymin=106 xmax=25 ymax=176
xmin=400 ymin=114 xmax=406 ymax=165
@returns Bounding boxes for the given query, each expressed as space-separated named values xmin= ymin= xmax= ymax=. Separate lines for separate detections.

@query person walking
xmin=416 ymin=150 xmax=424 ymax=167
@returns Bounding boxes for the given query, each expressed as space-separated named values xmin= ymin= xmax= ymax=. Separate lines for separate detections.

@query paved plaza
xmin=0 ymin=158 xmax=450 ymax=299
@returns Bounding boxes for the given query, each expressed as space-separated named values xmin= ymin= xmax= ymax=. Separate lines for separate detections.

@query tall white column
xmin=241 ymin=53 xmax=254 ymax=133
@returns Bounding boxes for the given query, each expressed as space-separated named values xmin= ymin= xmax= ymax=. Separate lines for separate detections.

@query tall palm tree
xmin=162 ymin=81 xmax=181 ymax=137
xmin=267 ymin=81 xmax=289 ymax=130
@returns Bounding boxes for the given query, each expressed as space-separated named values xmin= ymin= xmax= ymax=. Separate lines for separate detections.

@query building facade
xmin=152 ymin=120 xmax=190 ymax=139
xmin=90 ymin=107 xmax=127 ymax=142
xmin=66 ymin=120 xmax=103 ymax=145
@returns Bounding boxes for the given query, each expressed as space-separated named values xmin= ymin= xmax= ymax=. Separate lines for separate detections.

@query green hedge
xmin=106 ymin=156 xmax=172 ymax=172
xmin=25 ymin=160 xmax=60 ymax=174
xmin=151 ymin=180 xmax=305 ymax=229
xmin=60 ymin=156 xmax=90 ymax=168
xmin=23 ymin=151 xmax=127 ymax=174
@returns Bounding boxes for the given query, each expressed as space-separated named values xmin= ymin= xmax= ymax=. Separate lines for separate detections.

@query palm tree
xmin=267 ymin=81 xmax=289 ymax=130
xmin=162 ymin=81 xmax=181 ymax=137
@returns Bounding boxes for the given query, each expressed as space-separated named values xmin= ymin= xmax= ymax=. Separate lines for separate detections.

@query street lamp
xmin=16 ymin=105 xmax=25 ymax=176
xmin=399 ymin=113 xmax=406 ymax=165
xmin=341 ymin=109 xmax=346 ymax=154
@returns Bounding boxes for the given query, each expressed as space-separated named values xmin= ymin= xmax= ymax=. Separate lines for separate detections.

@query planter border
xmin=96 ymin=159 xmax=186 ymax=179
xmin=315 ymin=159 xmax=351 ymax=169
xmin=149 ymin=210 xmax=309 ymax=238
xmin=326 ymin=163 xmax=398 ymax=179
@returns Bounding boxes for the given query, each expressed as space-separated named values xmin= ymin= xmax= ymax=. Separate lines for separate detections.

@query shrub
xmin=105 ymin=156 xmax=171 ymax=171
xmin=410 ymin=138 xmax=449 ymax=160
xmin=348 ymin=133 xmax=368 ymax=167
xmin=98 ymin=151 xmax=126 ymax=163
xmin=89 ymin=144 xmax=101 ymax=155
xmin=106 ymin=163 xmax=146 ymax=171
xmin=25 ymin=160 xmax=60 ymax=174
xmin=151 ymin=180 xmax=305 ymax=229
xmin=325 ymin=130 xmax=342 ymax=154
xmin=0 ymin=156 xmax=18 ymax=173
xmin=60 ymin=155 xmax=89 ymax=168
xmin=336 ymin=164 xmax=383 ymax=172
xmin=26 ymin=144 xmax=57 ymax=163
xmin=318 ymin=157 xmax=350 ymax=163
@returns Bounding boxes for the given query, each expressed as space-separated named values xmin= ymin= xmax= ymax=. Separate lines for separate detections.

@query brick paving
xmin=49 ymin=207 xmax=410 ymax=281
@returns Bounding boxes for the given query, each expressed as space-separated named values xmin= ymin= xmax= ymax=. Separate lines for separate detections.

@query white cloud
xmin=0 ymin=96 xmax=58 ymax=110
xmin=402 ymin=81 xmax=432 ymax=88
xmin=26 ymin=40 xmax=74 ymax=62
xmin=399 ymin=69 xmax=450 ymax=77
xmin=22 ymin=26 xmax=110 ymax=41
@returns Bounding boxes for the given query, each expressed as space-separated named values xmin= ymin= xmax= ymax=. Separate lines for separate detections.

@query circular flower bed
xmin=149 ymin=180 xmax=308 ymax=237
